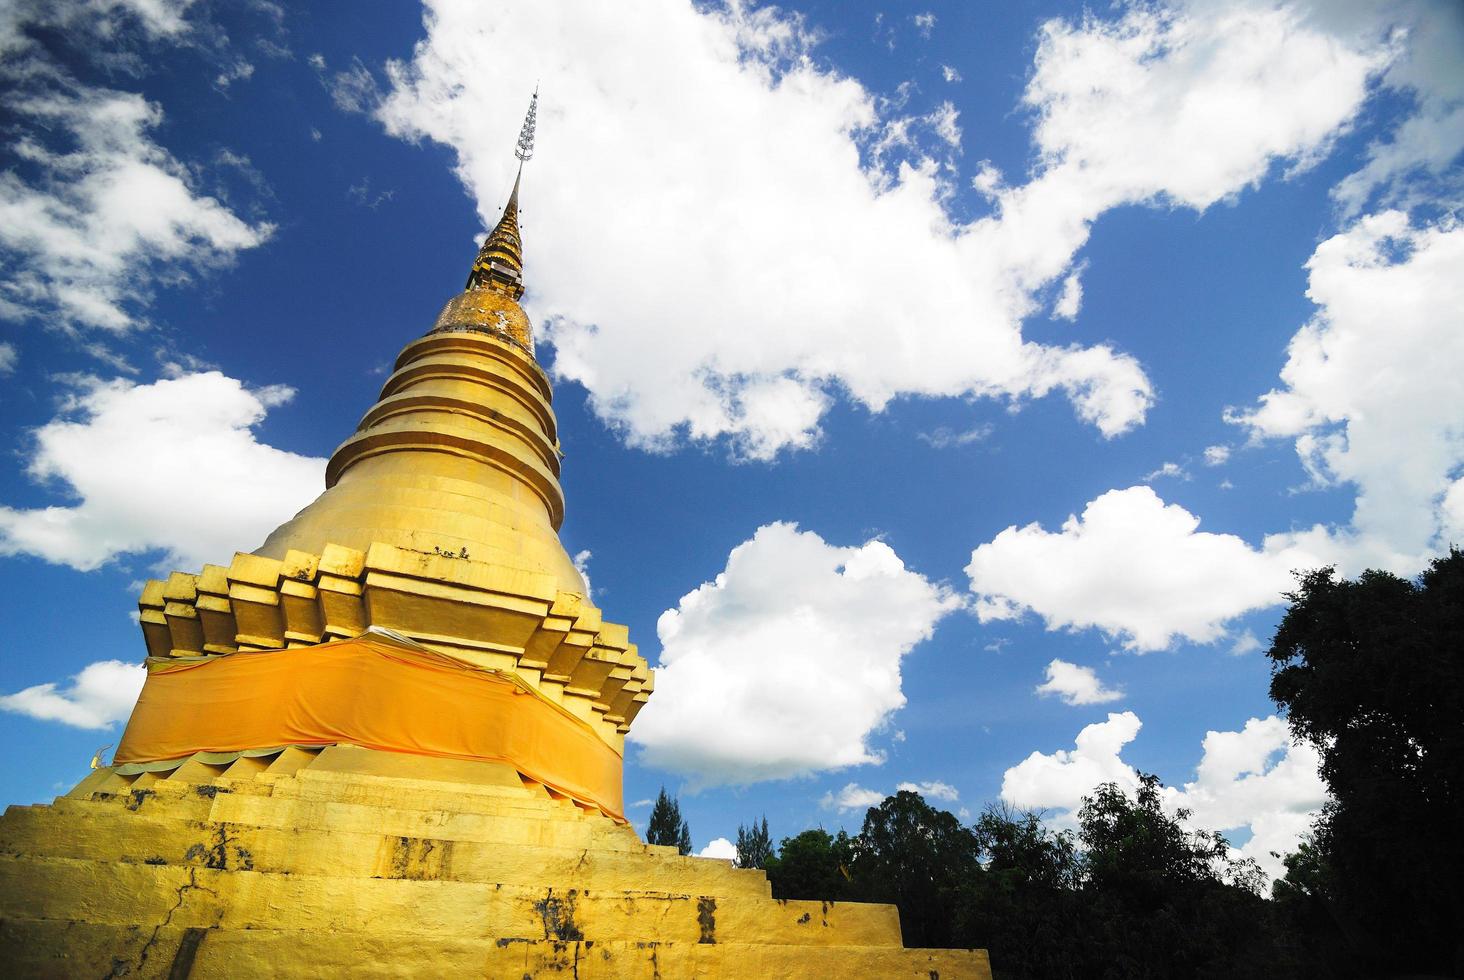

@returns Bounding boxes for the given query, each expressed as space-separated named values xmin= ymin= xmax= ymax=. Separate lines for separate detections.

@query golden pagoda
xmin=0 ymin=95 xmax=992 ymax=979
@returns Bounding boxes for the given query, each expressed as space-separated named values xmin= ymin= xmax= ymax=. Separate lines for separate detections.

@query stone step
xmin=68 ymin=768 xmax=590 ymax=826
xmin=262 ymin=776 xmax=595 ymax=823
xmin=0 ymin=805 xmax=771 ymax=898
xmin=0 ymin=854 xmax=903 ymax=949
xmin=42 ymin=783 xmax=646 ymax=852
xmin=77 ymin=800 xmax=636 ymax=858
xmin=0 ymin=919 xmax=993 ymax=979
xmin=74 ymin=745 xmax=631 ymax=826
xmin=207 ymin=792 xmax=644 ymax=850
xmin=290 ymin=744 xmax=562 ymax=802
xmin=81 ymin=761 xmax=606 ymax=820
xmin=264 ymin=768 xmax=591 ymax=819
xmin=74 ymin=782 xmax=222 ymax=822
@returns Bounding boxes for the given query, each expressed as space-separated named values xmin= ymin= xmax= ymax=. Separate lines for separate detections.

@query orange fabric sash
xmin=115 ymin=634 xmax=624 ymax=821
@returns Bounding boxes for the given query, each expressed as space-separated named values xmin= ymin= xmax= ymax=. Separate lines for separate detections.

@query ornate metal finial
xmin=464 ymin=90 xmax=539 ymax=302
xmin=516 ymin=88 xmax=538 ymax=163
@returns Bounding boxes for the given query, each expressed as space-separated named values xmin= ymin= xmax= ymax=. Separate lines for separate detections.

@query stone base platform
xmin=0 ymin=745 xmax=991 ymax=978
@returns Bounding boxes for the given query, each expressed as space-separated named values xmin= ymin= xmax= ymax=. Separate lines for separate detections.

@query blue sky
xmin=2 ymin=0 xmax=1460 ymax=878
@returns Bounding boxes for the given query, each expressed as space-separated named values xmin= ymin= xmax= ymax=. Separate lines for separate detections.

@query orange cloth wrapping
xmin=115 ymin=634 xmax=624 ymax=821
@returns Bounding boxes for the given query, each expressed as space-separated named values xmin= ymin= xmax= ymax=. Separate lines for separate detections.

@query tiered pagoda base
xmin=0 ymin=744 xmax=991 ymax=978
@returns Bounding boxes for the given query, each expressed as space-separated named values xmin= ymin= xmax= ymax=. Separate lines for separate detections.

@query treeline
xmin=663 ymin=780 xmax=1292 ymax=978
xmin=649 ymin=551 xmax=1464 ymax=979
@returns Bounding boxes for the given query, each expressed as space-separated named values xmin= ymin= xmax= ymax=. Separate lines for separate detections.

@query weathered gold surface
xmin=258 ymin=327 xmax=584 ymax=596
xmin=431 ymin=287 xmax=534 ymax=351
xmin=0 ymin=746 xmax=992 ymax=977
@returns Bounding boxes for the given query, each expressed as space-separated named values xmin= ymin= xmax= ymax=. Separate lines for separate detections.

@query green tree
xmin=973 ymin=804 xmax=1081 ymax=892
xmin=646 ymin=786 xmax=692 ymax=856
xmin=764 ymin=828 xmax=853 ymax=901
xmin=849 ymin=790 xmax=980 ymax=949
xmin=734 ymin=815 xmax=772 ymax=870
xmin=1268 ymin=551 xmax=1464 ymax=976
xmin=1079 ymin=775 xmax=1231 ymax=894
xmin=956 ymin=804 xmax=1087 ymax=979
xmin=1074 ymin=775 xmax=1285 ymax=979
xmin=1270 ymin=838 xmax=1359 ymax=978
xmin=753 ymin=786 xmax=1314 ymax=976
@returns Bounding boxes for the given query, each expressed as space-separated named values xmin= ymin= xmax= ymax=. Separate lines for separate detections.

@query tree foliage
xmin=958 ymin=804 xmax=1085 ymax=980
xmin=764 ymin=785 xmax=1308 ymax=978
xmin=764 ymin=828 xmax=853 ymax=902
xmin=1068 ymin=776 xmax=1279 ymax=979
xmin=734 ymin=815 xmax=772 ymax=870
xmin=1269 ymin=838 xmax=1356 ymax=978
xmin=1268 ymin=550 xmax=1464 ymax=976
xmin=848 ymin=790 xmax=980 ymax=948
xmin=1079 ymin=776 xmax=1229 ymax=889
xmin=646 ymin=786 xmax=692 ymax=856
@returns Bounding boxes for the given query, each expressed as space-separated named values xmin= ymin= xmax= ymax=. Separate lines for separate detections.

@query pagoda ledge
xmin=137 ymin=542 xmax=652 ymax=750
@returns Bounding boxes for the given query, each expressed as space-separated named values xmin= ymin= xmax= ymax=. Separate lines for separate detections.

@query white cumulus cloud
xmin=822 ymin=782 xmax=888 ymax=812
xmin=896 ymin=779 xmax=960 ymax=802
xmin=964 ymin=207 xmax=1463 ymax=658
xmin=1035 ymin=659 xmax=1124 ymax=705
xmin=1324 ymin=0 xmax=1464 ymax=216
xmin=697 ymin=837 xmax=738 ymax=861
xmin=966 ymin=486 xmax=1328 ymax=650
xmin=1002 ymin=711 xmax=1144 ymax=815
xmin=1164 ymin=715 xmax=1327 ymax=876
xmin=0 ymin=659 xmax=146 ymax=729
xmin=1231 ymin=211 xmax=1464 ymax=574
xmin=1144 ymin=461 xmax=1189 ymax=482
xmin=1020 ymin=2 xmax=1385 ymax=215
xmin=1229 ymin=630 xmax=1263 ymax=657
xmin=571 ymin=549 xmax=594 ymax=601
xmin=822 ymin=778 xmax=960 ymax=810
xmin=918 ymin=424 xmax=992 ymax=449
xmin=0 ymin=372 xmax=326 ymax=571
xmin=629 ymin=522 xmax=960 ymax=786
xmin=0 ymin=31 xmax=273 ymax=333
xmin=0 ymin=0 xmax=197 ymax=53
xmin=376 ymin=0 xmax=1263 ymax=459
xmin=371 ymin=0 xmax=1409 ymax=460
xmin=1002 ymin=711 xmax=1327 ymax=880
xmin=1052 ymin=265 xmax=1084 ymax=320
xmin=369 ymin=0 xmax=1437 ymax=461
xmin=959 ymin=1 xmax=1458 ymax=644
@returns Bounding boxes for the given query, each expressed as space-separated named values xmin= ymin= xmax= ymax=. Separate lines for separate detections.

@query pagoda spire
xmin=466 ymin=90 xmax=537 ymax=300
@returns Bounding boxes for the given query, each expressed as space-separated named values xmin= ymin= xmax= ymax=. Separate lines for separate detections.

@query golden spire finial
xmin=515 ymin=84 xmax=538 ymax=164
xmin=466 ymin=90 xmax=538 ymax=300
